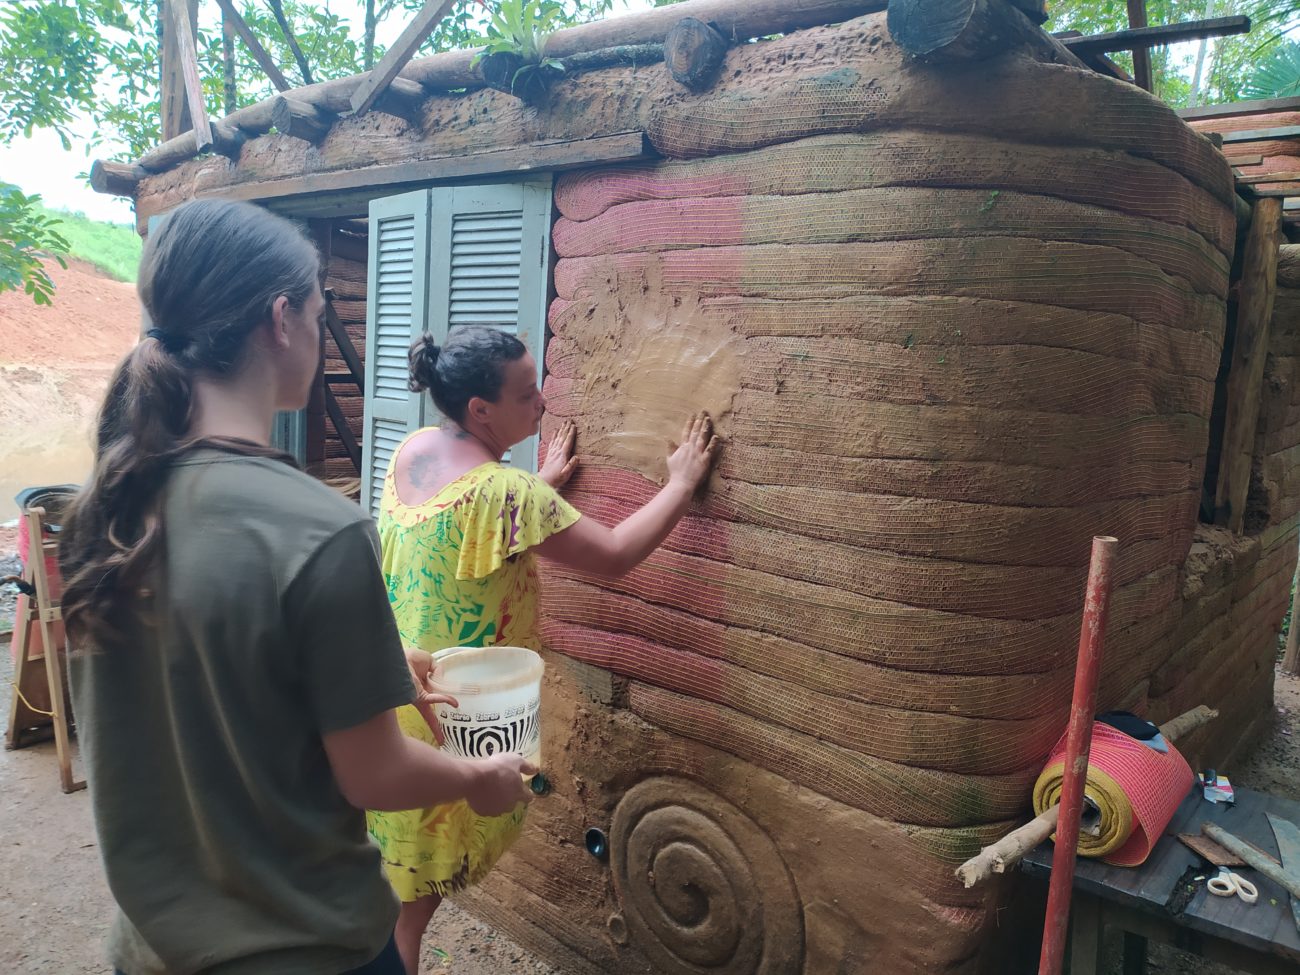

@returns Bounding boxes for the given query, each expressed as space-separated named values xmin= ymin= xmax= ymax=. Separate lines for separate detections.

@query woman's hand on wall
xmin=540 ymin=420 xmax=579 ymax=489
xmin=666 ymin=413 xmax=722 ymax=493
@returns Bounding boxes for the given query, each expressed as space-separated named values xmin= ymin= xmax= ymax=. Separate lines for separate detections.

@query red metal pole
xmin=1038 ymin=535 xmax=1118 ymax=975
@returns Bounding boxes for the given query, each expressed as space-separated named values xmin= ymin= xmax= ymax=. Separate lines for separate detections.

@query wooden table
xmin=1022 ymin=786 xmax=1300 ymax=974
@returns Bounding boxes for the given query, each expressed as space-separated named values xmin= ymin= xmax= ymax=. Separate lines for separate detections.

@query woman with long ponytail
xmin=59 ymin=199 xmax=534 ymax=975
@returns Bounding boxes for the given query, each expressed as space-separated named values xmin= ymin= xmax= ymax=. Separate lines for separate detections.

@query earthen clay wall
xmin=449 ymin=15 xmax=1261 ymax=975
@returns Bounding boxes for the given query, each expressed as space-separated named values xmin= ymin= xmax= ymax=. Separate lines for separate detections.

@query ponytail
xmin=59 ymin=199 xmax=318 ymax=650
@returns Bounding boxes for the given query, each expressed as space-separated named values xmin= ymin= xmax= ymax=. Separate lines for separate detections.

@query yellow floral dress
xmin=367 ymin=435 xmax=580 ymax=901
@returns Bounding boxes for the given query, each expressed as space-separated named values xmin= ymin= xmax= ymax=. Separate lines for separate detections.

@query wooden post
xmin=1039 ymin=536 xmax=1118 ymax=975
xmin=664 ymin=17 xmax=728 ymax=91
xmin=350 ymin=0 xmax=458 ymax=117
xmin=164 ymin=0 xmax=214 ymax=154
xmin=271 ymin=97 xmax=336 ymax=144
xmin=160 ymin=0 xmax=198 ymax=141
xmin=1126 ymin=0 xmax=1153 ymax=92
xmin=213 ymin=0 xmax=291 ymax=92
xmin=1214 ymin=197 xmax=1284 ymax=532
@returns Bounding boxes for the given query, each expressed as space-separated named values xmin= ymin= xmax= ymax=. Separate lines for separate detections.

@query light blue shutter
xmin=427 ymin=180 xmax=552 ymax=471
xmin=362 ymin=190 xmax=430 ymax=514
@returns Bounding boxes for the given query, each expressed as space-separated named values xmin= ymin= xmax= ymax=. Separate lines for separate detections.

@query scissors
xmin=1207 ymin=868 xmax=1259 ymax=905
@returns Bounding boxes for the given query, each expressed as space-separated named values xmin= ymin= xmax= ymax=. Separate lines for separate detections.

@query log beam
xmin=351 ymin=0 xmax=457 ymax=117
xmin=1214 ymin=196 xmax=1284 ymax=532
xmin=89 ymin=160 xmax=148 ymax=197
xmin=664 ymin=17 xmax=728 ymax=91
xmin=160 ymin=0 xmax=199 ymax=141
xmin=887 ymin=0 xmax=1085 ymax=65
xmin=213 ymin=0 xmax=291 ymax=92
xmin=271 ymin=96 xmax=336 ymax=144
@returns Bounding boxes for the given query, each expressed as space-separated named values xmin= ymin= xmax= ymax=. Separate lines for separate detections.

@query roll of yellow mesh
xmin=1032 ymin=761 xmax=1135 ymax=859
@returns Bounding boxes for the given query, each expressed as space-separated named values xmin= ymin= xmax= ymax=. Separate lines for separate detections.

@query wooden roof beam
xmin=268 ymin=0 xmax=314 ymax=85
xmin=351 ymin=0 xmax=457 ymax=117
xmin=887 ymin=0 xmax=1085 ymax=67
xmin=214 ymin=0 xmax=291 ymax=91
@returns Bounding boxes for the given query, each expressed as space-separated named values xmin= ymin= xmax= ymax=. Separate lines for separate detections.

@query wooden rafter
xmin=350 ymin=0 xmax=457 ymax=117
xmin=268 ymin=0 xmax=314 ymax=85
xmin=160 ymin=0 xmax=199 ymax=141
xmin=1056 ymin=16 xmax=1250 ymax=57
xmin=214 ymin=0 xmax=291 ymax=91
xmin=164 ymin=0 xmax=214 ymax=153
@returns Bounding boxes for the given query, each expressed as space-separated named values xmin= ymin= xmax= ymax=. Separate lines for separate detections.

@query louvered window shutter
xmin=361 ymin=190 xmax=431 ymax=514
xmin=427 ymin=180 xmax=552 ymax=471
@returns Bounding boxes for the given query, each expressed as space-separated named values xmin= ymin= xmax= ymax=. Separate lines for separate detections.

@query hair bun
xmin=408 ymin=332 xmax=440 ymax=393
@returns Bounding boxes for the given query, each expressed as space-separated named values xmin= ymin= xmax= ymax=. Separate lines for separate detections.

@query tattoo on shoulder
xmin=408 ymin=453 xmax=441 ymax=489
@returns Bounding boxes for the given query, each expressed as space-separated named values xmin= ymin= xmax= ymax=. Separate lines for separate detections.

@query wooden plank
xmin=1249 ymin=184 xmax=1300 ymax=197
xmin=268 ymin=0 xmax=313 ymax=84
xmin=1180 ymin=96 xmax=1300 ymax=123
xmin=165 ymin=0 xmax=213 ymax=154
xmin=1125 ymin=0 xmax=1152 ymax=93
xmin=203 ymin=131 xmax=654 ymax=210
xmin=1215 ymin=197 xmax=1284 ymax=531
xmin=324 ymin=288 xmax=365 ymax=392
xmin=350 ymin=0 xmax=456 ymax=117
xmin=324 ymin=384 xmax=362 ymax=473
xmin=1213 ymin=125 xmax=1300 ymax=145
xmin=1226 ymin=154 xmax=1266 ymax=167
xmin=1058 ymin=16 xmax=1251 ymax=57
xmin=212 ymin=0 xmax=291 ymax=92
xmin=160 ymin=0 xmax=198 ymax=141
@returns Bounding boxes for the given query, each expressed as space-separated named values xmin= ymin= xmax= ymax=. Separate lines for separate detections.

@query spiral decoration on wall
xmin=610 ymin=777 xmax=803 ymax=974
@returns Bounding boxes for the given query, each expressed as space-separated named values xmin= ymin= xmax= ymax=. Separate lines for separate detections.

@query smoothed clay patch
xmin=561 ymin=259 xmax=740 ymax=482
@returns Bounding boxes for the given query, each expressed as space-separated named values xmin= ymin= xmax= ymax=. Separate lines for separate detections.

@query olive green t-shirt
xmin=69 ymin=451 xmax=416 ymax=975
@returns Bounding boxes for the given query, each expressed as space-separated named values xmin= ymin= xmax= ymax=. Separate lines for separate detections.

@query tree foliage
xmin=0 ymin=186 xmax=70 ymax=306
xmin=1048 ymin=0 xmax=1300 ymax=107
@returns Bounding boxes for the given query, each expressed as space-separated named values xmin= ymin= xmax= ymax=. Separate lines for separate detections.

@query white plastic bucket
xmin=430 ymin=646 xmax=545 ymax=766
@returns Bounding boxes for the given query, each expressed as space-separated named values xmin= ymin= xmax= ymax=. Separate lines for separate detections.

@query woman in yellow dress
xmin=368 ymin=325 xmax=721 ymax=973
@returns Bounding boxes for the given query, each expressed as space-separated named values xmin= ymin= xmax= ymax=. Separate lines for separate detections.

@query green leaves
xmin=1242 ymin=40 xmax=1300 ymax=99
xmin=0 ymin=187 xmax=71 ymax=306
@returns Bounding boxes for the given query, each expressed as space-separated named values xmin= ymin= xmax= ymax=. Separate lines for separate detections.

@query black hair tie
xmin=147 ymin=327 xmax=179 ymax=352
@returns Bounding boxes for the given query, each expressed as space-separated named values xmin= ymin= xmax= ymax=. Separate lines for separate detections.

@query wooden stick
xmin=213 ymin=0 xmax=291 ymax=92
xmin=1214 ymin=125 xmax=1300 ymax=144
xmin=271 ymin=96 xmax=335 ymax=143
xmin=1179 ymin=95 xmax=1300 ymax=122
xmin=664 ymin=17 xmax=728 ymax=91
xmin=955 ymin=704 xmax=1221 ymax=888
xmin=1039 ymin=537 xmax=1118 ymax=975
xmin=1238 ymin=172 xmax=1300 ymax=185
xmin=351 ymin=0 xmax=457 ymax=117
xmin=89 ymin=160 xmax=147 ymax=197
xmin=1203 ymin=823 xmax=1300 ymax=900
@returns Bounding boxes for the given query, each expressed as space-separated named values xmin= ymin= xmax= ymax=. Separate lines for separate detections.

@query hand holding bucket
xmin=427 ymin=646 xmax=546 ymax=791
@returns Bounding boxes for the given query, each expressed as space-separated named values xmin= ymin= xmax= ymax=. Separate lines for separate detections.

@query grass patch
xmin=35 ymin=204 xmax=140 ymax=283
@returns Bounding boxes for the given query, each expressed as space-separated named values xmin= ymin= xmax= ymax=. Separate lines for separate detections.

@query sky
xmin=0 ymin=0 xmax=655 ymax=226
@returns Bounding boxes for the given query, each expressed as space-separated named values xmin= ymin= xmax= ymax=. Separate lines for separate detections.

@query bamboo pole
xmin=1039 ymin=536 xmax=1118 ymax=975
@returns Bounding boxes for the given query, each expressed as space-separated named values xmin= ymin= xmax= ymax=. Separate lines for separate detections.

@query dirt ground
xmin=0 ymin=259 xmax=138 ymax=521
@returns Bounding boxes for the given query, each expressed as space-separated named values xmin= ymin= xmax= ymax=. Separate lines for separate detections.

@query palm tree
xmin=1242 ymin=40 xmax=1300 ymax=99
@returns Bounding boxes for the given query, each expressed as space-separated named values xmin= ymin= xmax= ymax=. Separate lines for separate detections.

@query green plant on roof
xmin=472 ymin=0 xmax=567 ymax=102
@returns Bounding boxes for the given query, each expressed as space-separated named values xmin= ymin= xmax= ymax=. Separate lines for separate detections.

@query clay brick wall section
xmin=453 ymin=16 xmax=1248 ymax=975
xmin=1158 ymin=245 xmax=1300 ymax=764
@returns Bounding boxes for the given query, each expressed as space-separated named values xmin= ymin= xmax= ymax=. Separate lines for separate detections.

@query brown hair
xmin=408 ymin=325 xmax=527 ymax=423
xmin=58 ymin=199 xmax=320 ymax=649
